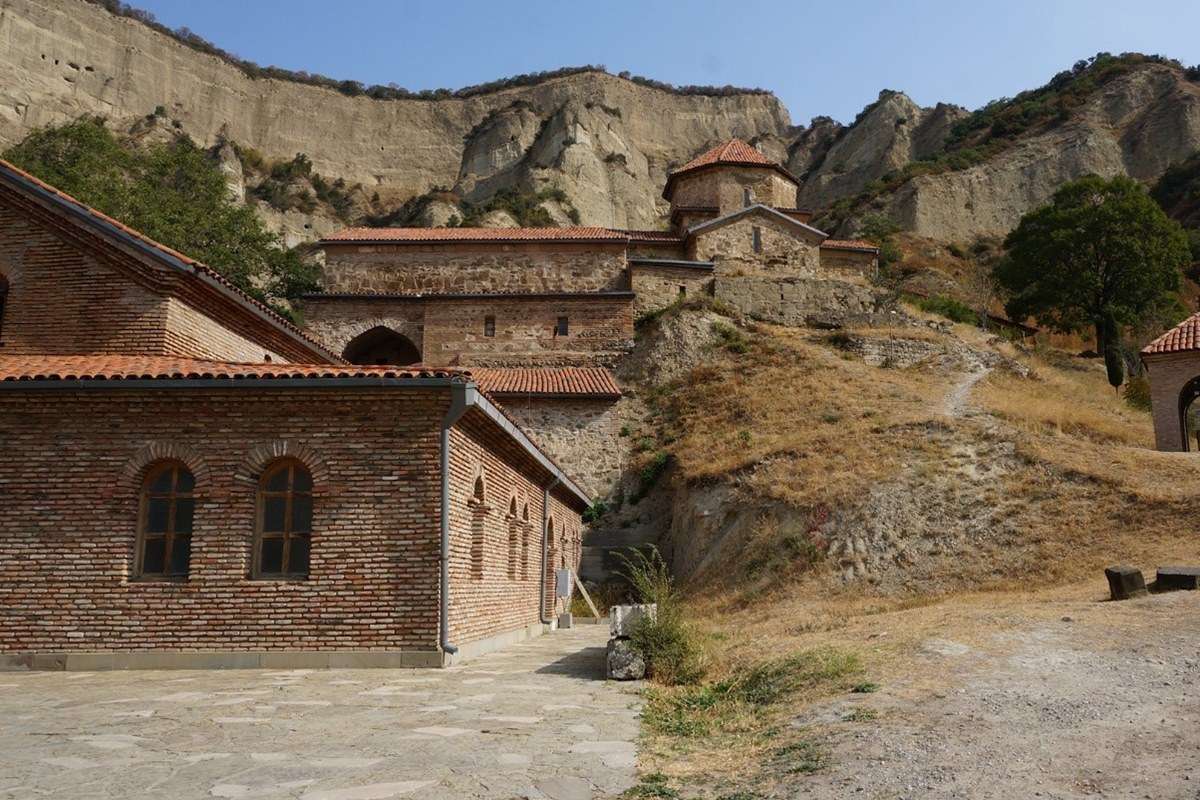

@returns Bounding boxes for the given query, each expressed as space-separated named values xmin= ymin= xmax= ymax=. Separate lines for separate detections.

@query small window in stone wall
xmin=678 ymin=285 xmax=687 ymax=297
xmin=555 ymin=316 xmax=569 ymax=337
xmin=743 ymin=187 xmax=752 ymax=207
xmin=135 ymin=461 xmax=194 ymax=580
xmin=752 ymin=226 xmax=762 ymax=253
xmin=484 ymin=315 xmax=496 ymax=337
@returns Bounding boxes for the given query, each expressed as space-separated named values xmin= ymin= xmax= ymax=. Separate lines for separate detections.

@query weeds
xmin=851 ymin=681 xmax=880 ymax=693
xmin=843 ymin=707 xmax=879 ymax=722
xmin=774 ymin=738 xmax=828 ymax=774
xmin=621 ymin=773 xmax=680 ymax=798
xmin=617 ymin=547 xmax=707 ymax=686
xmin=712 ymin=321 xmax=750 ymax=354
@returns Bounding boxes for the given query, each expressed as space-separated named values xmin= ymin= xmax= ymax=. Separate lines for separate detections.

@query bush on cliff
xmin=4 ymin=118 xmax=318 ymax=317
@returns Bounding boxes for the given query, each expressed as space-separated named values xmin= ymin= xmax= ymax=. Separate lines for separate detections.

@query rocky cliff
xmin=4 ymin=0 xmax=1200 ymax=244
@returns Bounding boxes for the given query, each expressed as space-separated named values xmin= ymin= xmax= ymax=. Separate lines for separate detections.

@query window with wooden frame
xmin=555 ymin=316 xmax=569 ymax=337
xmin=506 ymin=497 xmax=519 ymax=580
xmin=752 ymin=226 xmax=762 ymax=253
xmin=484 ymin=315 xmax=496 ymax=337
xmin=253 ymin=459 xmax=313 ymax=579
xmin=135 ymin=461 xmax=195 ymax=579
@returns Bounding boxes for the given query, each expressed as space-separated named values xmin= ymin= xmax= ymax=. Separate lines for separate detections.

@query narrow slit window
xmin=678 ymin=285 xmax=687 ymax=297
xmin=752 ymin=226 xmax=762 ymax=253
xmin=743 ymin=187 xmax=752 ymax=207
xmin=136 ymin=462 xmax=195 ymax=580
xmin=484 ymin=315 xmax=496 ymax=337
xmin=254 ymin=459 xmax=313 ymax=579
xmin=555 ymin=316 xmax=569 ymax=337
xmin=0 ymin=275 xmax=8 ymax=340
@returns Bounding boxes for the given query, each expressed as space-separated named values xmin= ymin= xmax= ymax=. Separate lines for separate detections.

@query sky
xmin=132 ymin=0 xmax=1200 ymax=125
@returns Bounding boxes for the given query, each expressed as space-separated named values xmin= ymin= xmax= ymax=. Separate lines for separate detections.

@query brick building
xmin=1143 ymin=312 xmax=1200 ymax=452
xmin=301 ymin=140 xmax=878 ymax=494
xmin=0 ymin=159 xmax=588 ymax=669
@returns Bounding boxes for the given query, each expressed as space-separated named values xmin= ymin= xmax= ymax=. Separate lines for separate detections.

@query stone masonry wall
xmin=715 ymin=275 xmax=878 ymax=327
xmin=630 ymin=264 xmax=714 ymax=318
xmin=322 ymin=242 xmax=630 ymax=294
xmin=296 ymin=297 xmax=426 ymax=361
xmin=496 ymin=397 xmax=628 ymax=499
xmin=670 ymin=168 xmax=797 ymax=215
xmin=690 ymin=213 xmax=822 ymax=278
xmin=446 ymin=409 xmax=584 ymax=643
xmin=0 ymin=193 xmax=292 ymax=362
xmin=819 ymin=248 xmax=878 ymax=277
xmin=0 ymin=387 xmax=449 ymax=653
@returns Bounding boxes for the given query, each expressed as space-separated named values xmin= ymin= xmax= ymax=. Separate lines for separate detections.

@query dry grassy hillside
xmin=614 ymin=303 xmax=1200 ymax=797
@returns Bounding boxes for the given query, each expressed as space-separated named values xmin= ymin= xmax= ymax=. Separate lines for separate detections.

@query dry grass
xmin=634 ymin=311 xmax=1200 ymax=793
xmin=659 ymin=325 xmax=948 ymax=509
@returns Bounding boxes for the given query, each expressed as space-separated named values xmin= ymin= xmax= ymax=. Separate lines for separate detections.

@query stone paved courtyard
xmin=0 ymin=626 xmax=638 ymax=800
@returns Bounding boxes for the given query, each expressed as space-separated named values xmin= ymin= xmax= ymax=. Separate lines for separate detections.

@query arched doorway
xmin=343 ymin=326 xmax=421 ymax=366
xmin=1178 ymin=376 xmax=1200 ymax=452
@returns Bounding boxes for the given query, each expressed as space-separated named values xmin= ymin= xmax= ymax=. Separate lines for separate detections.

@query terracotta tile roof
xmin=675 ymin=139 xmax=775 ymax=173
xmin=0 ymin=355 xmax=465 ymax=383
xmin=821 ymin=238 xmax=880 ymax=252
xmin=663 ymin=139 xmax=800 ymax=200
xmin=324 ymin=227 xmax=626 ymax=243
xmin=1143 ymin=313 xmax=1200 ymax=356
xmin=0 ymin=159 xmax=338 ymax=363
xmin=619 ymin=229 xmax=686 ymax=243
xmin=469 ymin=367 xmax=621 ymax=398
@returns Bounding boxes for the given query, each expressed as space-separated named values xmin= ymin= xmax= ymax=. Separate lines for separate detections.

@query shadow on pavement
xmin=535 ymin=645 xmax=607 ymax=680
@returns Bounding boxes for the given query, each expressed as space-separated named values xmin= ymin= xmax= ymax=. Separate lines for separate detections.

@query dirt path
xmin=941 ymin=357 xmax=992 ymax=418
xmin=781 ymin=591 xmax=1200 ymax=799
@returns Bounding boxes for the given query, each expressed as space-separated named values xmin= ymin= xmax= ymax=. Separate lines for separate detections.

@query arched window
xmin=0 ymin=274 xmax=9 ymax=340
xmin=343 ymin=326 xmax=421 ymax=365
xmin=254 ymin=459 xmax=313 ymax=579
xmin=469 ymin=475 xmax=487 ymax=580
xmin=521 ymin=503 xmax=532 ymax=580
xmin=136 ymin=461 xmax=194 ymax=579
xmin=507 ymin=497 xmax=519 ymax=580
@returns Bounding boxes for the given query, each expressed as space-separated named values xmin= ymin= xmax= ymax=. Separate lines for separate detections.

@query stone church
xmin=0 ymin=139 xmax=875 ymax=669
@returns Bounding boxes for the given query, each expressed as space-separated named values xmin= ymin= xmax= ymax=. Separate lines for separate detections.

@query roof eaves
xmin=0 ymin=161 xmax=341 ymax=364
xmin=685 ymin=203 xmax=828 ymax=240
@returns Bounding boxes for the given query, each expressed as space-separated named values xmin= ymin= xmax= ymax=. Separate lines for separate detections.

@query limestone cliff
xmin=0 ymin=0 xmax=792 ymax=230
xmin=4 ymin=0 xmax=1200 ymax=245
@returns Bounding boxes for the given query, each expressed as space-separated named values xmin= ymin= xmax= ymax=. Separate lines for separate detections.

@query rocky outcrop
xmin=5 ymin=0 xmax=1200 ymax=246
xmin=881 ymin=64 xmax=1200 ymax=241
xmin=0 ymin=0 xmax=792 ymax=231
xmin=797 ymin=92 xmax=968 ymax=209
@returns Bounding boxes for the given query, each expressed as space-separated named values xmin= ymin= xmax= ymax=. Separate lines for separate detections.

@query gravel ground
xmin=777 ymin=591 xmax=1200 ymax=799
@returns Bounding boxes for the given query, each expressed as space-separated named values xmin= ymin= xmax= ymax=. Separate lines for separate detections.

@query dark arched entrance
xmin=343 ymin=326 xmax=421 ymax=366
xmin=1178 ymin=375 xmax=1200 ymax=451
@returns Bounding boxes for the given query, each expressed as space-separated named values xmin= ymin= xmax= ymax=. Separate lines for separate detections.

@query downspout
xmin=540 ymin=476 xmax=561 ymax=625
xmin=439 ymin=382 xmax=474 ymax=656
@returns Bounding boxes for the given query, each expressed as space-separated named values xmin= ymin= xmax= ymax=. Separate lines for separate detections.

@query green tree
xmin=996 ymin=174 xmax=1190 ymax=385
xmin=4 ymin=117 xmax=318 ymax=317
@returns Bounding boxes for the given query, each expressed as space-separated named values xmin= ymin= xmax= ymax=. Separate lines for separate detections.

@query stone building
xmin=301 ymin=140 xmax=878 ymax=494
xmin=0 ymin=159 xmax=588 ymax=669
xmin=1143 ymin=313 xmax=1200 ymax=451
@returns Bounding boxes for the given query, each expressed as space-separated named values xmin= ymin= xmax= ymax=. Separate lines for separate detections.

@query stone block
xmin=1156 ymin=566 xmax=1200 ymax=592
xmin=606 ymin=638 xmax=646 ymax=681
xmin=609 ymin=604 xmax=657 ymax=638
xmin=1105 ymin=565 xmax=1147 ymax=600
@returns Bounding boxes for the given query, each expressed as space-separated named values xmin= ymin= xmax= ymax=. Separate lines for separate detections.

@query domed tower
xmin=663 ymin=139 xmax=804 ymax=232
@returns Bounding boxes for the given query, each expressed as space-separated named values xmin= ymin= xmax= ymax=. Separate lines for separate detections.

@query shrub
xmin=616 ymin=547 xmax=706 ymax=686
xmin=1123 ymin=374 xmax=1152 ymax=411
xmin=916 ymin=294 xmax=979 ymax=325
xmin=630 ymin=451 xmax=670 ymax=503
xmin=711 ymin=321 xmax=749 ymax=354
xmin=582 ymin=501 xmax=608 ymax=524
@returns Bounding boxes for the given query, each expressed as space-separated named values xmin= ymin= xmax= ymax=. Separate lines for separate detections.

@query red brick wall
xmin=0 ymin=193 xmax=294 ymax=363
xmin=446 ymin=410 xmax=584 ymax=644
xmin=0 ymin=387 xmax=447 ymax=652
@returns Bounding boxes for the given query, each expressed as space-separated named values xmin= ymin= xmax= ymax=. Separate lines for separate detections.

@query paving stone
xmin=0 ymin=627 xmax=637 ymax=799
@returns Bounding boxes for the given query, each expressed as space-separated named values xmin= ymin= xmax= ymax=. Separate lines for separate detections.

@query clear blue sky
xmin=133 ymin=0 xmax=1200 ymax=125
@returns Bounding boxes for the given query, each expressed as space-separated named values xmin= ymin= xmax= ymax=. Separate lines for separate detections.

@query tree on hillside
xmin=3 ymin=117 xmax=318 ymax=317
xmin=996 ymin=174 xmax=1190 ymax=386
